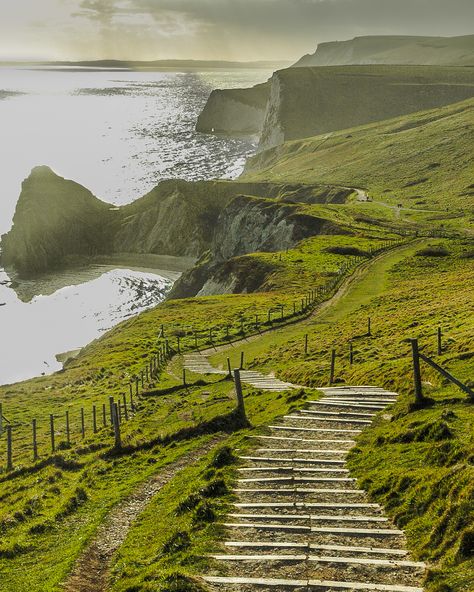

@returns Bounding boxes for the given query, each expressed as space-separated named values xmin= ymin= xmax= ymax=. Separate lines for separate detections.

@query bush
xmin=415 ymin=247 xmax=450 ymax=257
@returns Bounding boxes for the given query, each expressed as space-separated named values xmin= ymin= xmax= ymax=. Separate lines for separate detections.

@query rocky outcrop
xmin=169 ymin=194 xmax=351 ymax=299
xmin=258 ymin=65 xmax=474 ymax=150
xmin=196 ymin=83 xmax=270 ymax=135
xmin=1 ymin=169 xmax=346 ymax=278
xmin=0 ymin=167 xmax=115 ymax=276
xmin=294 ymin=35 xmax=474 ymax=68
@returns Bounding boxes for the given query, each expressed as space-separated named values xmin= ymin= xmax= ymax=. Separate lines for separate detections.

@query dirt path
xmin=192 ymin=240 xmax=421 ymax=363
xmin=63 ymin=436 xmax=226 ymax=592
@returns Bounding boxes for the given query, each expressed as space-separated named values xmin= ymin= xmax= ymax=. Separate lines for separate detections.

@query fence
xmin=0 ymin=237 xmax=409 ymax=472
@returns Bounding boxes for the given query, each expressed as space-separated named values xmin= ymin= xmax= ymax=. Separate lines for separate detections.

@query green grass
xmin=244 ymin=97 xmax=474 ymax=229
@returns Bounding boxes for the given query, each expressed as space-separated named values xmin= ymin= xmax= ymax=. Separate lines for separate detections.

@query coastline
xmin=6 ymin=253 xmax=195 ymax=302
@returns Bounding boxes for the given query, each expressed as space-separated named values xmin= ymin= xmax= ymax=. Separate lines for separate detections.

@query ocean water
xmin=0 ymin=67 xmax=273 ymax=385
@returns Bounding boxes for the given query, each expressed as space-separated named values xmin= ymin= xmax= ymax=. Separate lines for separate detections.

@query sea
xmin=0 ymin=66 xmax=274 ymax=385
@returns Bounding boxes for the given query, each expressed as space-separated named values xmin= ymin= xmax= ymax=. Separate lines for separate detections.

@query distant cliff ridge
xmin=1 ymin=167 xmax=345 ymax=278
xmin=294 ymin=35 xmax=474 ymax=68
xmin=197 ymin=34 xmax=474 ymax=149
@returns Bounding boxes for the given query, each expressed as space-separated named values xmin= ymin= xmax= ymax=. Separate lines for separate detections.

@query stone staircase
xmin=183 ymin=353 xmax=299 ymax=392
xmin=200 ymin=386 xmax=426 ymax=591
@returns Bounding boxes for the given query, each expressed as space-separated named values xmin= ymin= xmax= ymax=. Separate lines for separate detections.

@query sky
xmin=1 ymin=0 xmax=473 ymax=62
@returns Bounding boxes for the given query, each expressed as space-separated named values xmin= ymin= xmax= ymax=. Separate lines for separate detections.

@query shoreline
xmin=5 ymin=253 xmax=195 ymax=302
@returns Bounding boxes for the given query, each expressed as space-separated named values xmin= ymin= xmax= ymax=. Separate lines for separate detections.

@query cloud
xmin=1 ymin=0 xmax=474 ymax=60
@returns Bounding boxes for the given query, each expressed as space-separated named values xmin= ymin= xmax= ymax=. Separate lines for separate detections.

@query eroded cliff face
xmin=169 ymin=194 xmax=350 ymax=299
xmin=258 ymin=65 xmax=474 ymax=151
xmin=1 ymin=167 xmax=115 ymax=276
xmin=196 ymin=83 xmax=270 ymax=134
xmin=1 ymin=169 xmax=343 ymax=279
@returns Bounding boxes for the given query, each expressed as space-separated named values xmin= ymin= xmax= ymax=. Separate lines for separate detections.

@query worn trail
xmin=63 ymin=437 xmax=225 ymax=592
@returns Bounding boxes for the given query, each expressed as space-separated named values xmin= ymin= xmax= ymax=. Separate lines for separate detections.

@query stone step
xmin=238 ymin=456 xmax=347 ymax=465
xmin=234 ymin=488 xmax=365 ymax=495
xmin=234 ymin=503 xmax=381 ymax=510
xmin=228 ymin=514 xmax=388 ymax=523
xmin=309 ymin=401 xmax=386 ymax=410
xmin=237 ymin=477 xmax=356 ymax=484
xmin=285 ymin=415 xmax=372 ymax=425
xmin=300 ymin=410 xmax=376 ymax=418
xmin=269 ymin=426 xmax=362 ymax=434
xmin=248 ymin=435 xmax=355 ymax=445
xmin=210 ymin=554 xmax=424 ymax=569
xmin=224 ymin=542 xmax=408 ymax=557
xmin=203 ymin=576 xmax=423 ymax=591
xmin=237 ymin=467 xmax=348 ymax=473
xmin=249 ymin=448 xmax=348 ymax=455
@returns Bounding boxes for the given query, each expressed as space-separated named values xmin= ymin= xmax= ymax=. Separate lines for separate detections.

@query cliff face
xmin=1 ymin=167 xmax=115 ymax=276
xmin=196 ymin=35 xmax=474 ymax=143
xmin=294 ymin=35 xmax=474 ymax=68
xmin=169 ymin=194 xmax=350 ymax=299
xmin=258 ymin=65 xmax=474 ymax=150
xmin=196 ymin=83 xmax=270 ymax=134
xmin=1 ymin=169 xmax=341 ymax=278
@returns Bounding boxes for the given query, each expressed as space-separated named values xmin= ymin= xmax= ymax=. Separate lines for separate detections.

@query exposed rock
xmin=258 ymin=65 xmax=474 ymax=150
xmin=1 ymin=169 xmax=343 ymax=278
xmin=0 ymin=167 xmax=115 ymax=276
xmin=169 ymin=195 xmax=351 ymax=299
xmin=196 ymin=82 xmax=270 ymax=135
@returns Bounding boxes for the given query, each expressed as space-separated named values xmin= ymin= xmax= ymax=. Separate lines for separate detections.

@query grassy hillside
xmin=245 ymin=98 xmax=474 ymax=220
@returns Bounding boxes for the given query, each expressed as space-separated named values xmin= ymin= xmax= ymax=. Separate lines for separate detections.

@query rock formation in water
xmin=1 ymin=168 xmax=347 ymax=278
xmin=294 ymin=35 xmax=474 ymax=68
xmin=196 ymin=82 xmax=270 ymax=135
xmin=1 ymin=166 xmax=115 ymax=276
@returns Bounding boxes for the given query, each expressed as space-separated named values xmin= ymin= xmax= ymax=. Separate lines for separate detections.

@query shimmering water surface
xmin=0 ymin=67 xmax=273 ymax=384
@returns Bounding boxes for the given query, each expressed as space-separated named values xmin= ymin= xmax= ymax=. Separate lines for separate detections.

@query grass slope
xmin=245 ymin=98 xmax=474 ymax=219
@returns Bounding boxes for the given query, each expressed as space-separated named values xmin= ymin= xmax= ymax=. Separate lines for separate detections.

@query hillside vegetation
xmin=0 ymin=78 xmax=473 ymax=592
xmin=245 ymin=98 xmax=474 ymax=218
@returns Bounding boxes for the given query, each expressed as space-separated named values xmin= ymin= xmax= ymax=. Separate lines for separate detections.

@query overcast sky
xmin=1 ymin=0 xmax=473 ymax=62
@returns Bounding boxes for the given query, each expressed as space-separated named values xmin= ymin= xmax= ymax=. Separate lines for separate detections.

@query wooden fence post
xmin=135 ymin=377 xmax=139 ymax=396
xmin=81 ymin=408 xmax=85 ymax=438
xmin=50 ymin=414 xmax=55 ymax=452
xmin=304 ymin=334 xmax=309 ymax=356
xmin=437 ymin=327 xmax=443 ymax=356
xmin=6 ymin=425 xmax=12 ymax=471
xmin=240 ymin=351 xmax=245 ymax=370
xmin=227 ymin=357 xmax=232 ymax=378
xmin=112 ymin=402 xmax=121 ymax=450
xmin=0 ymin=402 xmax=3 ymax=436
xmin=330 ymin=350 xmax=336 ymax=385
xmin=183 ymin=368 xmax=187 ymax=387
xmin=233 ymin=369 xmax=247 ymax=424
xmin=409 ymin=339 xmax=424 ymax=405
xmin=122 ymin=393 xmax=128 ymax=421
xmin=109 ymin=396 xmax=115 ymax=426
xmin=93 ymin=405 xmax=98 ymax=433
xmin=367 ymin=317 xmax=372 ymax=337
xmin=102 ymin=403 xmax=107 ymax=427
xmin=66 ymin=410 xmax=70 ymax=444
xmin=32 ymin=419 xmax=38 ymax=461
